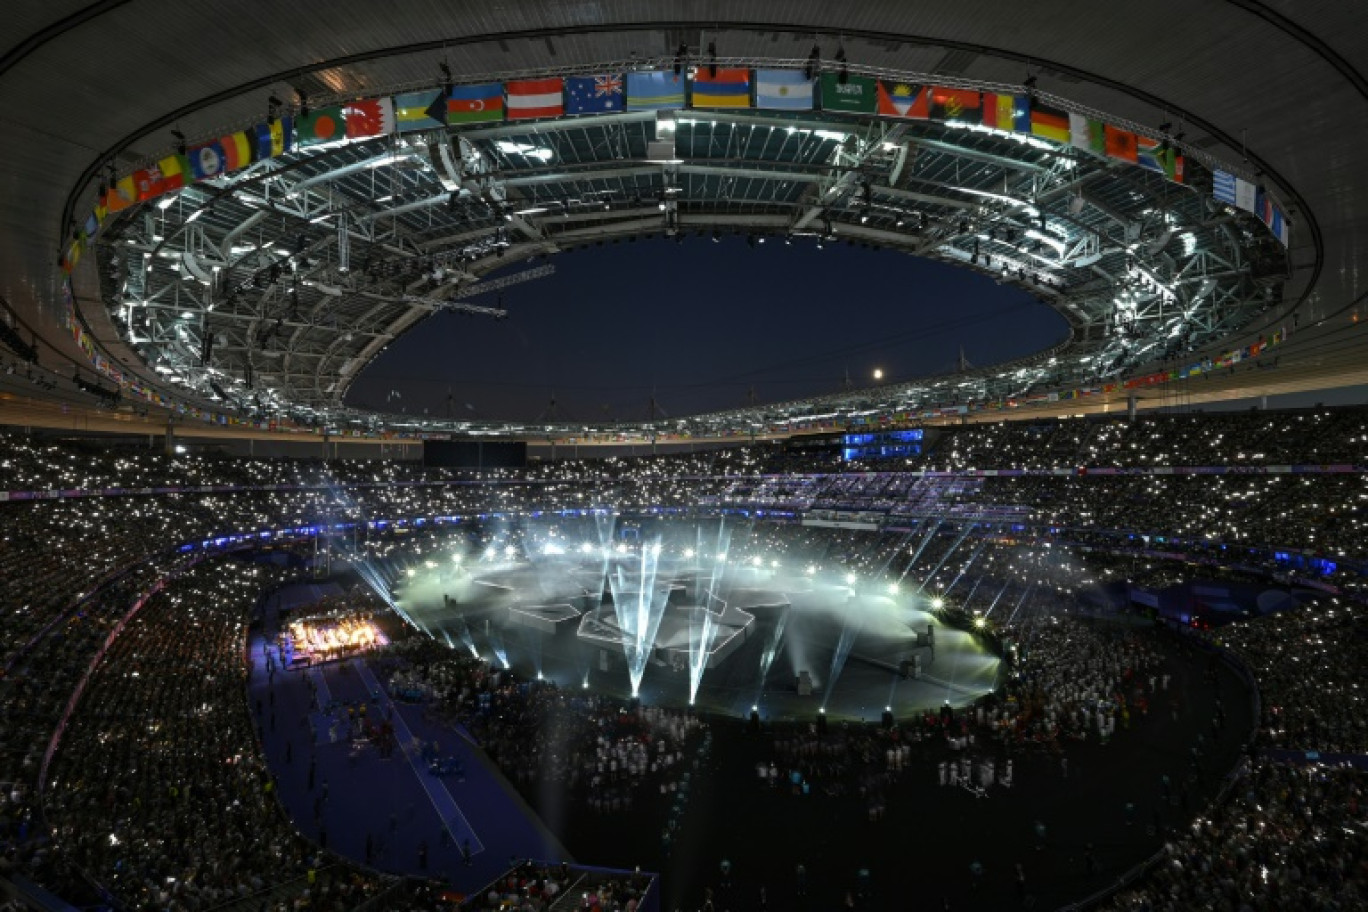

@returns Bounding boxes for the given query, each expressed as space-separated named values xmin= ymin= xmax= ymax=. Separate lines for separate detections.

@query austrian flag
xmin=506 ymin=78 xmax=564 ymax=120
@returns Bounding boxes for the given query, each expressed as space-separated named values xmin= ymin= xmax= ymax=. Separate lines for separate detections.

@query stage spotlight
xmin=582 ymin=679 xmax=590 ymax=690
xmin=816 ymin=708 xmax=828 ymax=737
xmin=974 ymin=616 xmax=987 ymax=629
xmin=887 ymin=582 xmax=899 ymax=595
xmin=683 ymin=548 xmax=695 ymax=559
xmin=406 ymin=567 xmax=416 ymax=578
xmin=846 ymin=572 xmax=857 ymax=585
xmin=931 ymin=597 xmax=944 ymax=609
xmin=749 ymin=708 xmax=760 ymax=733
xmin=881 ymin=708 xmax=894 ymax=730
xmin=537 ymin=671 xmax=544 ymax=681
xmin=806 ymin=564 xmax=817 ymax=575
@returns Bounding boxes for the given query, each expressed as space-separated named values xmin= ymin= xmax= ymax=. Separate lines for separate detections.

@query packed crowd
xmin=1214 ymin=597 xmax=1368 ymax=753
xmin=41 ymin=556 xmax=389 ymax=911
xmin=1100 ymin=760 xmax=1368 ymax=912
xmin=375 ymin=639 xmax=707 ymax=827
xmin=2 ymin=408 xmax=1368 ymax=907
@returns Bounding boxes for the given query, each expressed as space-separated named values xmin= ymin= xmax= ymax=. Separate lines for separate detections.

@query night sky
xmin=346 ymin=237 xmax=1068 ymax=423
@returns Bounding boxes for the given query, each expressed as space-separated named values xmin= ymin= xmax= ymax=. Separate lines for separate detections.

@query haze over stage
xmin=391 ymin=538 xmax=1000 ymax=720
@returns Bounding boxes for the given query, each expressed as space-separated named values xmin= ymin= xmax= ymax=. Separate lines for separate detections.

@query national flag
xmin=1069 ymin=113 xmax=1105 ymax=155
xmin=691 ymin=67 xmax=750 ymax=108
xmin=1104 ymin=125 xmax=1138 ymax=163
xmin=981 ymin=93 xmax=1029 ymax=132
xmin=157 ymin=154 xmax=189 ymax=192
xmin=1137 ymin=136 xmax=1184 ymax=183
xmin=565 ymin=74 xmax=624 ymax=115
xmin=1029 ymin=100 xmax=1070 ymax=144
xmin=1213 ymin=169 xmax=1238 ymax=206
xmin=877 ymin=80 xmax=928 ymax=118
xmin=92 ymin=194 xmax=108 ymax=224
xmin=133 ymin=164 xmax=167 ymax=201
xmin=506 ymin=77 xmax=564 ymax=119
xmin=394 ymin=90 xmax=447 ymax=132
xmin=254 ymin=117 xmax=292 ymax=158
xmin=626 ymin=71 xmax=685 ymax=110
xmin=104 ymin=176 xmax=138 ymax=213
xmin=189 ymin=139 xmax=228 ymax=180
xmin=927 ymin=87 xmax=983 ymax=124
xmin=83 ymin=213 xmax=99 ymax=238
xmin=1272 ymin=206 xmax=1290 ymax=246
xmin=221 ymin=130 xmax=254 ymax=171
xmin=818 ymin=73 xmax=877 ymax=114
xmin=754 ymin=69 xmax=814 ymax=110
xmin=447 ymin=83 xmax=503 ymax=124
xmin=297 ymin=106 xmax=346 ymax=147
xmin=344 ymin=98 xmax=396 ymax=138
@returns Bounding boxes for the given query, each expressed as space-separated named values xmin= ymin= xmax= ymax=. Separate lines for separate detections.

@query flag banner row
xmin=65 ymin=68 xmax=1283 ymax=272
xmin=1213 ymin=169 xmax=1290 ymax=246
xmin=65 ymin=69 xmax=1214 ymax=271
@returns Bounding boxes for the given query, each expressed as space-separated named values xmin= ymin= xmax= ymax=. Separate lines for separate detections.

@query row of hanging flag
xmin=61 ymin=67 xmax=1285 ymax=278
xmin=1211 ymin=169 xmax=1291 ymax=246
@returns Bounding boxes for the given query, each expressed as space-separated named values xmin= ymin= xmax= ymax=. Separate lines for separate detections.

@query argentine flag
xmin=755 ymin=69 xmax=815 ymax=111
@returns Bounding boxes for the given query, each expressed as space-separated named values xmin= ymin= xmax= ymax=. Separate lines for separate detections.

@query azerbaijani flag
xmin=506 ymin=78 xmax=564 ymax=119
xmin=691 ymin=68 xmax=750 ymax=108
xmin=447 ymin=83 xmax=503 ymax=124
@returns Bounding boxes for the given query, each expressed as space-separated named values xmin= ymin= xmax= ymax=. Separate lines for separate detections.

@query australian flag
xmin=566 ymin=74 xmax=624 ymax=115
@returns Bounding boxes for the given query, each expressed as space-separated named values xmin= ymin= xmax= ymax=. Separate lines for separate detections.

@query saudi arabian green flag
xmin=818 ymin=72 xmax=877 ymax=114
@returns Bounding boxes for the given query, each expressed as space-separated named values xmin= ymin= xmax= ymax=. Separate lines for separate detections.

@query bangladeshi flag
xmin=876 ymin=80 xmax=928 ymax=118
xmin=297 ymin=106 xmax=346 ymax=147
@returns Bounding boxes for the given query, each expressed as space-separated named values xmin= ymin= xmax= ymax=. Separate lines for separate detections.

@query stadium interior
xmin=2 ymin=4 xmax=1367 ymax=912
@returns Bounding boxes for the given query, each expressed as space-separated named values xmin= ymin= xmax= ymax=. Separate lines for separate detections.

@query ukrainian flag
xmin=691 ymin=68 xmax=751 ymax=108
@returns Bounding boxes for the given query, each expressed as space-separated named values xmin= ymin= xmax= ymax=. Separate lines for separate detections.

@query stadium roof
xmin=1 ymin=2 xmax=1364 ymax=442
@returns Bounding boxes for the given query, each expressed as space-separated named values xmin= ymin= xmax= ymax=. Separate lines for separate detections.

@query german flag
xmin=1029 ymin=101 xmax=1070 ymax=144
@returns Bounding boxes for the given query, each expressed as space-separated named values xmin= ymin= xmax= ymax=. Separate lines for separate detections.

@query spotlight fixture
xmin=805 ymin=44 xmax=821 ymax=81
xmin=171 ymin=129 xmax=186 ymax=156
xmin=267 ymin=94 xmax=282 ymax=126
xmin=707 ymin=41 xmax=717 ymax=78
xmin=673 ymin=43 xmax=687 ymax=76
xmin=297 ymin=89 xmax=309 ymax=118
